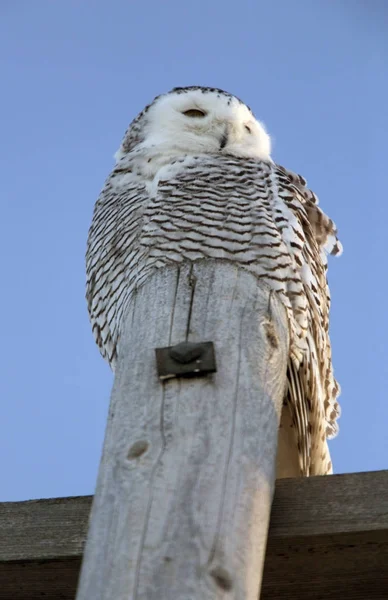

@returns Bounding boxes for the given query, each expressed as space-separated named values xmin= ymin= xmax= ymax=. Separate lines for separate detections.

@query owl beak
xmin=219 ymin=125 xmax=229 ymax=150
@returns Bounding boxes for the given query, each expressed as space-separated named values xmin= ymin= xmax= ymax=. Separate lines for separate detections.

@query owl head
xmin=115 ymin=86 xmax=272 ymax=162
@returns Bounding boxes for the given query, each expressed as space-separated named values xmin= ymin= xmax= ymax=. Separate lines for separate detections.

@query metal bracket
xmin=155 ymin=341 xmax=217 ymax=380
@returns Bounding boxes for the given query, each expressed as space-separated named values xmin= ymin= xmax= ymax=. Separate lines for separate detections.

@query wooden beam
xmin=1 ymin=470 xmax=388 ymax=599
xmin=76 ymin=262 xmax=290 ymax=600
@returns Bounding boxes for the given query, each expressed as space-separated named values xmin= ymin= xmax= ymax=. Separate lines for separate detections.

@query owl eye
xmin=245 ymin=125 xmax=252 ymax=134
xmin=182 ymin=109 xmax=207 ymax=118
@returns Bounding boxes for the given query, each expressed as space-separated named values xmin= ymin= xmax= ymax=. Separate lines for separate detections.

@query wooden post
xmin=76 ymin=261 xmax=289 ymax=600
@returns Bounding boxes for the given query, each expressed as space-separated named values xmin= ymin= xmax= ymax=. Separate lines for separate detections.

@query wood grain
xmin=75 ymin=261 xmax=289 ymax=600
xmin=1 ymin=471 xmax=388 ymax=599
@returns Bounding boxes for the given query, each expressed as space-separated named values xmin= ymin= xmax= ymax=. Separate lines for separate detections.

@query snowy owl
xmin=86 ymin=86 xmax=342 ymax=477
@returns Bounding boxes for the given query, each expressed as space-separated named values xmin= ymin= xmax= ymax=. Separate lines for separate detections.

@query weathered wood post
xmin=76 ymin=260 xmax=289 ymax=600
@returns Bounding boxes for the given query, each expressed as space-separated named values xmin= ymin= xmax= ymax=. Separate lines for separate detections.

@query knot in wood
xmin=210 ymin=566 xmax=233 ymax=591
xmin=263 ymin=321 xmax=279 ymax=349
xmin=169 ymin=341 xmax=204 ymax=364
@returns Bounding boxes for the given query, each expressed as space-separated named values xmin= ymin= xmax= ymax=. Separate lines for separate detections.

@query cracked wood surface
xmin=75 ymin=261 xmax=289 ymax=600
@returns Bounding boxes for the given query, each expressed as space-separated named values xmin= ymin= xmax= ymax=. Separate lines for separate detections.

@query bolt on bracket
xmin=155 ymin=341 xmax=217 ymax=380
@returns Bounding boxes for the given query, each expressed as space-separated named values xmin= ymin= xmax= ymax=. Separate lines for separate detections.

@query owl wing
xmin=274 ymin=164 xmax=341 ymax=475
xmin=86 ymin=164 xmax=149 ymax=370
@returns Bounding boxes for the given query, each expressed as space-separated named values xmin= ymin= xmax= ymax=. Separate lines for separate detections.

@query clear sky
xmin=1 ymin=1 xmax=387 ymax=501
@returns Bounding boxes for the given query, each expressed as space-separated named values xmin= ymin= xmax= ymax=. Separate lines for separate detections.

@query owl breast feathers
xmin=86 ymin=86 xmax=342 ymax=476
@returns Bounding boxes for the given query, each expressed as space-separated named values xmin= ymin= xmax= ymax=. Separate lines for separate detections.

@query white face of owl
xmin=116 ymin=87 xmax=272 ymax=162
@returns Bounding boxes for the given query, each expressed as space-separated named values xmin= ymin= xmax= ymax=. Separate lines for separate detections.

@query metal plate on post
xmin=155 ymin=341 xmax=217 ymax=380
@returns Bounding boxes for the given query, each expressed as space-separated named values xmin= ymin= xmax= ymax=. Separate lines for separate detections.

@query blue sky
xmin=1 ymin=1 xmax=387 ymax=501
